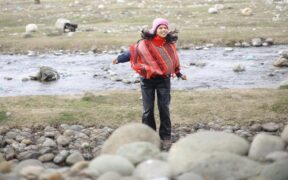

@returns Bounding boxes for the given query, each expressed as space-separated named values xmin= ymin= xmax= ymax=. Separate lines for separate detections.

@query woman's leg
xmin=156 ymin=78 xmax=171 ymax=140
xmin=140 ymin=78 xmax=156 ymax=131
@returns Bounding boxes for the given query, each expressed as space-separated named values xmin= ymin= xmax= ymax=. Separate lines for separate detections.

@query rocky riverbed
xmin=0 ymin=121 xmax=287 ymax=180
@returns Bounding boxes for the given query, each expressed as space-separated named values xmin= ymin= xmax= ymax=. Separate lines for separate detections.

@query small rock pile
xmin=0 ymin=122 xmax=287 ymax=180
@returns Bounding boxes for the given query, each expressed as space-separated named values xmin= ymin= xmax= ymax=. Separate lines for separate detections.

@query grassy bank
xmin=0 ymin=0 xmax=287 ymax=53
xmin=0 ymin=89 xmax=287 ymax=127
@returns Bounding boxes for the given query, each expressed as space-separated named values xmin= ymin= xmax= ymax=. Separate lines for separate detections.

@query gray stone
xmin=249 ymin=123 xmax=262 ymax=132
xmin=97 ymin=171 xmax=122 ymax=180
xmin=19 ymin=165 xmax=44 ymax=180
xmin=280 ymin=50 xmax=288 ymax=59
xmin=66 ymin=151 xmax=84 ymax=165
xmin=38 ymin=153 xmax=55 ymax=162
xmin=175 ymin=172 xmax=204 ymax=180
xmin=13 ymin=159 xmax=43 ymax=174
xmin=168 ymin=131 xmax=249 ymax=175
xmin=42 ymin=138 xmax=57 ymax=148
xmin=56 ymin=135 xmax=72 ymax=146
xmin=273 ymin=57 xmax=288 ymax=67
xmin=17 ymin=150 xmax=41 ymax=160
xmin=265 ymin=151 xmax=288 ymax=162
xmin=251 ymin=38 xmax=263 ymax=47
xmin=101 ymin=123 xmax=160 ymax=154
xmin=70 ymin=161 xmax=89 ymax=174
xmin=88 ymin=155 xmax=134 ymax=176
xmin=38 ymin=170 xmax=64 ymax=180
xmin=262 ymin=122 xmax=280 ymax=132
xmin=116 ymin=142 xmax=160 ymax=164
xmin=261 ymin=160 xmax=288 ymax=180
xmin=190 ymin=152 xmax=262 ymax=180
xmin=53 ymin=150 xmax=69 ymax=164
xmin=133 ymin=159 xmax=172 ymax=179
xmin=249 ymin=133 xmax=285 ymax=161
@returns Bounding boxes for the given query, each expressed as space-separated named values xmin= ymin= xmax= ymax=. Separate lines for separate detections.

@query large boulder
xmin=189 ymin=152 xmax=262 ymax=180
xmin=249 ymin=133 xmax=285 ymax=161
xmin=101 ymin=123 xmax=160 ymax=154
xmin=30 ymin=66 xmax=60 ymax=82
xmin=168 ymin=131 xmax=250 ymax=175
xmin=88 ymin=155 xmax=134 ymax=176
xmin=55 ymin=18 xmax=70 ymax=32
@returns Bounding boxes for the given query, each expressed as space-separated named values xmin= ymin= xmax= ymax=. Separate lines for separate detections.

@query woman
xmin=113 ymin=18 xmax=187 ymax=149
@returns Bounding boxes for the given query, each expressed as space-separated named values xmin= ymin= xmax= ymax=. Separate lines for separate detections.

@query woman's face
xmin=156 ymin=25 xmax=168 ymax=38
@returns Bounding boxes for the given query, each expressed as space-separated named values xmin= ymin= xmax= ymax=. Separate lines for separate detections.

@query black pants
xmin=140 ymin=76 xmax=171 ymax=140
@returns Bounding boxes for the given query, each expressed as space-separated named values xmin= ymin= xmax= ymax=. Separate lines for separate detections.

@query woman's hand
xmin=112 ymin=59 xmax=118 ymax=64
xmin=181 ymin=74 xmax=187 ymax=80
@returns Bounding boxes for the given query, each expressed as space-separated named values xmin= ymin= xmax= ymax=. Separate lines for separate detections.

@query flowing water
xmin=0 ymin=45 xmax=287 ymax=96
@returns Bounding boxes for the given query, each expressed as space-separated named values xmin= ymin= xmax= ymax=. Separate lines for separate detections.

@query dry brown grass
xmin=0 ymin=89 xmax=287 ymax=127
xmin=0 ymin=0 xmax=287 ymax=53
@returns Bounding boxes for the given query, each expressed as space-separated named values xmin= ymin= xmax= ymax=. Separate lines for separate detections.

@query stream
xmin=0 ymin=45 xmax=287 ymax=96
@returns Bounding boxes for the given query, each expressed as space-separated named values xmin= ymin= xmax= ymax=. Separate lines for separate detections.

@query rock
xmin=88 ymin=155 xmax=134 ymax=176
xmin=17 ymin=151 xmax=41 ymax=160
xmin=233 ymin=64 xmax=245 ymax=72
xmin=251 ymin=38 xmax=263 ymax=47
xmin=70 ymin=161 xmax=89 ymax=174
xmin=262 ymin=122 xmax=280 ymax=132
xmin=168 ymin=131 xmax=250 ymax=175
xmin=97 ymin=171 xmax=122 ymax=180
xmin=261 ymin=160 xmax=288 ymax=180
xmin=175 ymin=172 xmax=204 ymax=180
xmin=42 ymin=138 xmax=57 ymax=148
xmin=53 ymin=150 xmax=69 ymax=164
xmin=0 ymin=161 xmax=12 ymax=173
xmin=133 ymin=160 xmax=172 ymax=179
xmin=279 ymin=50 xmax=288 ymax=59
xmin=3 ymin=77 xmax=12 ymax=80
xmin=190 ymin=152 xmax=262 ymax=180
xmin=55 ymin=18 xmax=70 ymax=32
xmin=30 ymin=66 xmax=60 ymax=82
xmin=224 ymin=47 xmax=234 ymax=52
xmin=116 ymin=142 xmax=160 ymax=164
xmin=13 ymin=159 xmax=43 ymax=175
xmin=66 ymin=151 xmax=84 ymax=165
xmin=101 ymin=123 xmax=160 ymax=154
xmin=56 ymin=135 xmax=71 ymax=146
xmin=38 ymin=153 xmax=55 ymax=162
xmin=265 ymin=151 xmax=288 ymax=162
xmin=273 ymin=57 xmax=288 ymax=67
xmin=38 ymin=171 xmax=64 ymax=180
xmin=249 ymin=123 xmax=262 ymax=132
xmin=264 ymin=38 xmax=274 ymax=46
xmin=241 ymin=7 xmax=252 ymax=16
xmin=19 ymin=165 xmax=44 ymax=180
xmin=25 ymin=24 xmax=38 ymax=33
xmin=249 ymin=133 xmax=285 ymax=161
xmin=208 ymin=7 xmax=218 ymax=14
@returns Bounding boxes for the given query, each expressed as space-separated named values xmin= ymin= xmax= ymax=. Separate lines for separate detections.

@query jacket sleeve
xmin=116 ymin=50 xmax=131 ymax=63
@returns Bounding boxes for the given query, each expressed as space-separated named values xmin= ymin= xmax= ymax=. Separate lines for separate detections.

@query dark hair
xmin=140 ymin=28 xmax=178 ymax=43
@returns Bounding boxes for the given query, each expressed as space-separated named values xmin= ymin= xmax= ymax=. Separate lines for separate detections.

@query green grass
xmin=0 ymin=89 xmax=287 ymax=127
xmin=0 ymin=111 xmax=7 ymax=122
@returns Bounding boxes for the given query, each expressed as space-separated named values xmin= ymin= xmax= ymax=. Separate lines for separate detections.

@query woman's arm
xmin=112 ymin=50 xmax=131 ymax=64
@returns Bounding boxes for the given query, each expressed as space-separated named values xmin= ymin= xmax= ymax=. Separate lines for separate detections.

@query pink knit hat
xmin=149 ymin=18 xmax=170 ymax=34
